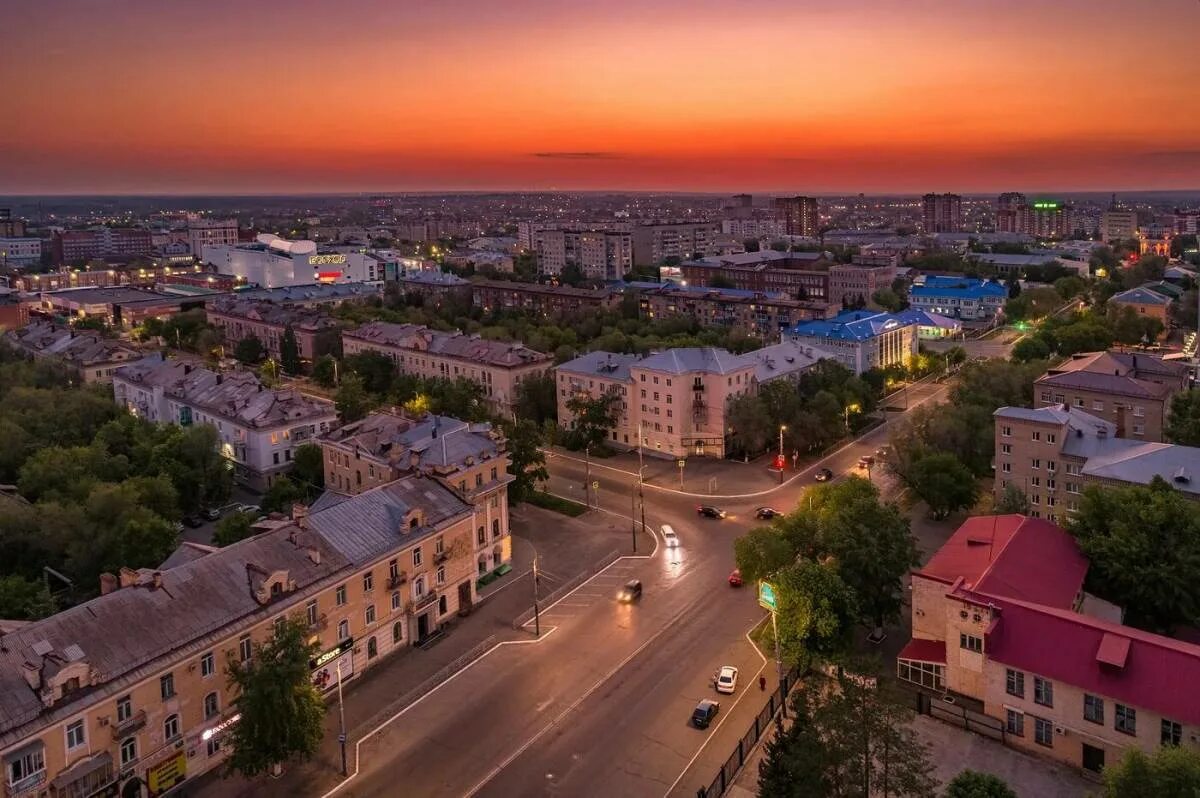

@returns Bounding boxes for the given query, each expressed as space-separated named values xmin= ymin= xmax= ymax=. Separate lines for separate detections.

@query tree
xmin=733 ymin=525 xmax=797 ymax=583
xmin=1102 ymin=746 xmax=1200 ymax=798
xmin=311 ymin=355 xmax=339 ymax=388
xmin=757 ymin=693 xmax=832 ymax=797
xmin=726 ymin=393 xmax=773 ymax=456
xmin=214 ymin=511 xmax=258 ymax=548
xmin=1010 ymin=335 xmax=1051 ymax=362
xmin=515 ymin=372 xmax=558 ymax=425
xmin=1165 ymin=390 xmax=1200 ymax=447
xmin=907 ymin=453 xmax=980 ymax=520
xmin=0 ymin=574 xmax=56 ymax=621
xmin=261 ymin=477 xmax=304 ymax=515
xmin=871 ymin=288 xmax=906 ymax=312
xmin=335 ymin=373 xmax=372 ymax=423
xmin=234 ymin=335 xmax=265 ymax=364
xmin=291 ymin=443 xmax=325 ymax=495
xmin=992 ymin=483 xmax=1030 ymax=515
xmin=772 ymin=559 xmax=858 ymax=665
xmin=279 ymin=326 xmax=301 ymax=375
xmin=344 ymin=351 xmax=396 ymax=395
xmin=1067 ymin=477 xmax=1200 ymax=632
xmin=504 ymin=419 xmax=548 ymax=503
xmin=564 ymin=392 xmax=619 ymax=450
xmin=944 ymin=770 xmax=1017 ymax=798
xmin=559 ymin=262 xmax=585 ymax=286
xmin=225 ymin=616 xmax=325 ymax=777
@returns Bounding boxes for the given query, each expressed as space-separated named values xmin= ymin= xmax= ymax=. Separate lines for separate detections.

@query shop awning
xmin=897 ymin=637 xmax=946 ymax=664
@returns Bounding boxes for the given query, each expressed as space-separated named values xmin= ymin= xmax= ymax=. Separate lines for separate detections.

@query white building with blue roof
xmin=909 ymin=275 xmax=1007 ymax=321
xmin=784 ymin=309 xmax=918 ymax=374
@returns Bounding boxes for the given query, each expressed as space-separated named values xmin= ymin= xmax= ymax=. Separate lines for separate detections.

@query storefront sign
xmin=310 ymin=639 xmax=354 ymax=692
xmin=201 ymin=713 xmax=241 ymax=742
xmin=308 ymin=254 xmax=347 ymax=266
xmin=316 ymin=271 xmax=342 ymax=283
xmin=146 ymin=752 xmax=186 ymax=797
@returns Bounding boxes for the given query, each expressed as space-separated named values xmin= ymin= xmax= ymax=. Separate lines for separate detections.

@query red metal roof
xmin=898 ymin=637 xmax=946 ymax=664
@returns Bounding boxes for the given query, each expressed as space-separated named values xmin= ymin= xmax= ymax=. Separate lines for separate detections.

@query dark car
xmin=755 ymin=507 xmax=780 ymax=520
xmin=697 ymin=505 xmax=726 ymax=519
xmin=181 ymin=514 xmax=203 ymax=528
xmin=617 ymin=579 xmax=643 ymax=603
xmin=692 ymin=699 xmax=720 ymax=729
xmin=202 ymin=507 xmax=222 ymax=521
xmin=814 ymin=468 xmax=833 ymax=482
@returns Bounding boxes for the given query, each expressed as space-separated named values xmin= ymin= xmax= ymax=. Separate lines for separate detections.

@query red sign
xmin=773 ymin=455 xmax=786 ymax=470
xmin=317 ymin=271 xmax=342 ymax=283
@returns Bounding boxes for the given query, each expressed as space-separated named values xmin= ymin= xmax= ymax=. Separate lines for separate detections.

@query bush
xmin=526 ymin=491 xmax=587 ymax=517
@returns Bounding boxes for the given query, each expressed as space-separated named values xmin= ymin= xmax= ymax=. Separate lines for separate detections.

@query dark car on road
xmin=755 ymin=507 xmax=780 ymax=520
xmin=697 ymin=505 xmax=726 ymax=519
xmin=814 ymin=468 xmax=833 ymax=482
xmin=181 ymin=514 xmax=203 ymax=528
xmin=692 ymin=699 xmax=720 ymax=729
xmin=617 ymin=579 xmax=642 ymax=603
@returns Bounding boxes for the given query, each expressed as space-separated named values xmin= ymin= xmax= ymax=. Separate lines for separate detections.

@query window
xmin=1033 ymin=677 xmax=1053 ymax=707
xmin=1133 ymin=405 xmax=1145 ymax=418
xmin=1002 ymin=462 xmax=1011 ymax=473
xmin=1031 ymin=431 xmax=1041 ymax=441
xmin=493 ymin=519 xmax=501 ymax=539
xmin=1092 ymin=400 xmax=1104 ymax=411
xmin=160 ymin=673 xmax=176 ymax=700
xmin=206 ymin=737 xmax=221 ymax=757
xmin=393 ymin=621 xmax=404 ymax=644
xmin=363 ymin=571 xmax=374 ymax=592
xmin=1162 ymin=719 xmax=1182 ymax=746
xmin=337 ymin=619 xmax=349 ymax=641
xmin=1034 ymin=716 xmax=1053 ymax=747
xmin=201 ymin=652 xmax=215 ymax=678
xmin=412 ymin=547 xmax=423 ymax=567
xmin=306 ymin=600 xmax=318 ymax=628
xmin=1115 ymin=704 xmax=1136 ymax=735
xmin=8 ymin=746 xmax=44 ymax=786
xmin=164 ymin=714 xmax=180 ymax=741
xmin=1083 ymin=694 xmax=1104 ymax=724
xmin=438 ymin=595 xmax=448 ymax=615
xmin=204 ymin=692 xmax=219 ymax=720
xmin=477 ymin=526 xmax=486 ymax=546
xmin=336 ymin=584 xmax=347 ymax=606
xmin=1030 ymin=476 xmax=1041 ymax=488
xmin=1001 ymin=425 xmax=1012 ymax=437
xmin=120 ymin=737 xmax=137 ymax=767
xmin=1046 ymin=433 xmax=1056 ymax=444
xmin=391 ymin=592 xmax=401 ymax=611
xmin=66 ymin=720 xmax=86 ymax=750
xmin=435 ymin=537 xmax=444 ymax=554
xmin=1047 ymin=460 xmax=1056 ymax=472
xmin=1005 ymin=669 xmax=1024 ymax=698
xmin=1006 ymin=710 xmax=1024 ymax=737
xmin=959 ymin=633 xmax=982 ymax=653
xmin=1000 ymin=443 xmax=1011 ymax=454
xmin=1031 ymin=459 xmax=1041 ymax=470
xmin=1073 ymin=397 xmax=1084 ymax=407
xmin=239 ymin=635 xmax=252 ymax=663
xmin=414 ymin=577 xmax=426 ymax=599
xmin=1040 ymin=391 xmax=1052 ymax=402
xmin=115 ymin=695 xmax=133 ymax=724
xmin=475 ymin=473 xmax=483 ymax=487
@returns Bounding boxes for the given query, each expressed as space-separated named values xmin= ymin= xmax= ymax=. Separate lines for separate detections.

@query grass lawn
xmin=526 ymin=491 xmax=588 ymax=517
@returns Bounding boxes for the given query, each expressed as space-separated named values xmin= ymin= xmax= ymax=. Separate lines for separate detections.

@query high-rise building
xmin=51 ymin=228 xmax=153 ymax=263
xmin=1102 ymin=197 xmax=1139 ymax=243
xmin=186 ymin=215 xmax=239 ymax=255
xmin=1025 ymin=200 xmax=1072 ymax=239
xmin=995 ymin=192 xmax=1026 ymax=233
xmin=723 ymin=194 xmax=755 ymax=220
xmin=630 ymin=221 xmax=721 ymax=266
xmin=922 ymin=193 xmax=962 ymax=233
xmin=772 ymin=196 xmax=820 ymax=237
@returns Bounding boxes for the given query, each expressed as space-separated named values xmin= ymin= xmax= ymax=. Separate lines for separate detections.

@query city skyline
xmin=3 ymin=0 xmax=1200 ymax=194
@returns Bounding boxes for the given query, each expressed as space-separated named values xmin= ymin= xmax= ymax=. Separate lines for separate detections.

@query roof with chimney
xmin=320 ymin=411 xmax=503 ymax=474
xmin=208 ymin=298 xmax=339 ymax=333
xmin=556 ymin=351 xmax=640 ymax=382
xmin=4 ymin=320 xmax=142 ymax=368
xmin=787 ymin=309 xmax=916 ymax=342
xmin=1036 ymin=350 xmax=1188 ymax=400
xmin=344 ymin=321 xmax=550 ymax=368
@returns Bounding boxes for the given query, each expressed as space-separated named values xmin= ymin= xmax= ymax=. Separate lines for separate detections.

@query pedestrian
xmin=759 ymin=675 xmax=767 ymax=692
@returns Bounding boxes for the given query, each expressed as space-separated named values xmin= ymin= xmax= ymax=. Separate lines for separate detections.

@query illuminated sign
xmin=1032 ymin=201 xmax=1060 ymax=210
xmin=312 ymin=638 xmax=353 ymax=669
xmin=201 ymin=713 xmax=242 ymax=742
xmin=308 ymin=254 xmax=348 ymax=266
xmin=317 ymin=271 xmax=342 ymax=283
xmin=146 ymin=752 xmax=187 ymax=797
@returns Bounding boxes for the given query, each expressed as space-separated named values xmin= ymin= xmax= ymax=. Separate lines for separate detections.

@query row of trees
xmin=1011 ymin=305 xmax=1166 ymax=362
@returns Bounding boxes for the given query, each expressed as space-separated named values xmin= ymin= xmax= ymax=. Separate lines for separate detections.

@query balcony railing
xmin=111 ymin=709 xmax=147 ymax=741
xmin=414 ymin=591 xmax=438 ymax=611
xmin=387 ymin=572 xmax=408 ymax=589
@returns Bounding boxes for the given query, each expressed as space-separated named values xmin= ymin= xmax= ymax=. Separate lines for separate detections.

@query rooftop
xmin=471 ymin=279 xmax=615 ymax=300
xmin=892 ymin=308 xmax=962 ymax=330
xmin=1037 ymin=351 xmax=1188 ymax=399
xmin=787 ymin=309 xmax=915 ymax=342
xmin=910 ymin=276 xmax=1006 ymax=300
xmin=40 ymin=287 xmax=175 ymax=305
xmin=400 ymin=270 xmax=470 ymax=287
xmin=556 ymin=351 xmax=639 ymax=382
xmin=5 ymin=320 xmax=142 ymax=367
xmin=235 ymin=282 xmax=382 ymax=304
xmin=320 ymin=411 xmax=503 ymax=474
xmin=209 ymin=298 xmax=339 ymax=332
xmin=637 ymin=347 xmax=749 ymax=376
xmin=344 ymin=321 xmax=551 ymax=368
xmin=1109 ymin=286 xmax=1172 ymax=306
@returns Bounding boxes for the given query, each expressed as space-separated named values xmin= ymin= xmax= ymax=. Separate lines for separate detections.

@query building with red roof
xmin=899 ymin=514 xmax=1200 ymax=776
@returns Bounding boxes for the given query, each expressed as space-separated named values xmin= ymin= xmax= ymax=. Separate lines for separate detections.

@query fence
xmin=917 ymin=692 xmax=1005 ymax=742
xmin=696 ymin=667 xmax=800 ymax=798
xmin=510 ymin=548 xmax=622 ymax=630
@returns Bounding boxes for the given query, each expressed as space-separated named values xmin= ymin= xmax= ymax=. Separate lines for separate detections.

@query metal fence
xmin=510 ymin=548 xmax=622 ymax=629
xmin=918 ymin=692 xmax=1005 ymax=741
xmin=696 ymin=667 xmax=800 ymax=798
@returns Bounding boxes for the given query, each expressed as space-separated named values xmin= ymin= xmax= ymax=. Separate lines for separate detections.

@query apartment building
xmin=631 ymin=221 xmax=721 ymax=266
xmin=186 ymin=216 xmax=239 ymax=256
xmin=470 ymin=279 xmax=619 ymax=318
xmin=4 ymin=320 xmax=143 ymax=383
xmin=995 ymin=192 xmax=1027 ymax=234
xmin=922 ymin=193 xmax=962 ymax=233
xmin=772 ymin=196 xmax=820 ymax=238
xmin=556 ymin=340 xmax=830 ymax=459
xmin=206 ymin=299 xmax=341 ymax=362
xmin=785 ymin=310 xmax=918 ymax=374
xmin=526 ymin=226 xmax=633 ymax=280
xmin=993 ymin=405 xmax=1200 ymax=521
xmin=1101 ymin=209 xmax=1138 ymax=243
xmin=898 ymin=514 xmax=1200 ymax=776
xmin=909 ymin=275 xmax=1008 ymax=321
xmin=341 ymin=322 xmax=552 ymax=418
xmin=318 ymin=410 xmax=512 ymax=579
xmin=633 ymin=284 xmax=835 ymax=340
xmin=233 ymin=282 xmax=383 ymax=309
xmin=1106 ymin=287 xmax=1172 ymax=339
xmin=112 ymin=357 xmax=338 ymax=489
xmin=0 ymin=468 xmax=504 ymax=798
xmin=0 ymin=209 xmax=26 ymax=238
xmin=52 ymin=228 xmax=154 ymax=264
xmin=395 ymin=270 xmax=473 ymax=307
xmin=0 ymin=237 xmax=42 ymax=267
xmin=679 ymin=251 xmax=893 ymax=307
xmin=1034 ymin=351 xmax=1189 ymax=441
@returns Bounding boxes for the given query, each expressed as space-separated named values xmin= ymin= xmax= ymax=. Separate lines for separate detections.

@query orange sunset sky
xmin=2 ymin=0 xmax=1199 ymax=194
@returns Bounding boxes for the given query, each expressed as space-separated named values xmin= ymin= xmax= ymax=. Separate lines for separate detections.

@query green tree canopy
xmin=503 ymin=419 xmax=548 ymax=503
xmin=564 ymin=391 xmax=620 ymax=450
xmin=214 ymin=511 xmax=258 ymax=548
xmin=514 ymin=372 xmax=558 ymax=425
xmin=944 ymin=770 xmax=1017 ymax=798
xmin=1165 ymin=390 xmax=1200 ymax=447
xmin=992 ymin=483 xmax=1030 ymax=515
xmin=1102 ymin=745 xmax=1200 ymax=798
xmin=907 ymin=453 xmax=980 ymax=520
xmin=335 ymin=373 xmax=372 ymax=423
xmin=234 ymin=335 xmax=265 ymax=364
xmin=279 ymin=325 xmax=301 ymax=374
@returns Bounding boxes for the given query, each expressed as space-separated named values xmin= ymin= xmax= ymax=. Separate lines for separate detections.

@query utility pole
xmin=630 ymin=482 xmax=638 ymax=554
xmin=336 ymin=659 xmax=348 ymax=776
xmin=583 ymin=445 xmax=592 ymax=508
xmin=531 ymin=555 xmax=541 ymax=637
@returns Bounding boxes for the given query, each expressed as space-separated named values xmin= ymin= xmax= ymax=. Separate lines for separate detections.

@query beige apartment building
xmin=635 ymin=285 xmax=835 ymax=341
xmin=341 ymin=322 xmax=551 ymax=418
xmin=206 ymin=299 xmax=341 ymax=363
xmin=556 ymin=340 xmax=830 ymax=459
xmin=899 ymin=515 xmax=1200 ymax=777
xmin=0 ymin=466 xmax=510 ymax=798
xmin=1034 ymin=351 xmax=1189 ymax=442
xmin=4 ymin=320 xmax=143 ymax=383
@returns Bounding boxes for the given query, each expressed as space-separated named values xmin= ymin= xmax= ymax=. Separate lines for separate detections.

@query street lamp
xmin=777 ymin=425 xmax=787 ymax=484
xmin=843 ymin=403 xmax=860 ymax=433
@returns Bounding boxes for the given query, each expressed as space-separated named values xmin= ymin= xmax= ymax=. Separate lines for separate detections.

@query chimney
xmin=99 ymin=572 xmax=118 ymax=595
xmin=216 ymin=374 xmax=223 ymax=385
xmin=1115 ymin=405 xmax=1126 ymax=438
xmin=151 ymin=572 xmax=163 ymax=590
xmin=293 ymin=503 xmax=309 ymax=528
xmin=183 ymin=364 xmax=193 ymax=375
xmin=118 ymin=567 xmax=139 ymax=588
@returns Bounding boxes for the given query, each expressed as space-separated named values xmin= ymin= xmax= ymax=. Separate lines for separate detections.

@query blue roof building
xmin=909 ymin=275 xmax=1007 ymax=321
xmin=785 ymin=310 xmax=918 ymax=374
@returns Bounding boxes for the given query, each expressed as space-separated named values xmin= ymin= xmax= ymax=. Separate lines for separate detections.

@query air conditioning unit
xmin=1054 ymin=725 xmax=1067 ymax=736
xmin=972 ymin=614 xmax=982 ymax=622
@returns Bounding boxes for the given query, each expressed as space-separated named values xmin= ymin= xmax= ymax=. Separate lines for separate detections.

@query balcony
xmin=434 ymin=550 xmax=450 ymax=565
xmin=387 ymin=572 xmax=408 ymax=589
xmin=691 ymin=379 xmax=705 ymax=392
xmin=413 ymin=591 xmax=438 ymax=612
xmin=110 ymin=709 xmax=146 ymax=741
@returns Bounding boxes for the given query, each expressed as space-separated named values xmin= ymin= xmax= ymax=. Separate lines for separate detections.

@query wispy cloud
xmin=530 ymin=151 xmax=622 ymax=160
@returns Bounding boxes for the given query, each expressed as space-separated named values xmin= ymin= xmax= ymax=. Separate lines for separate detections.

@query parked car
xmin=692 ymin=699 xmax=720 ymax=729
xmin=814 ymin=468 xmax=834 ymax=482
xmin=715 ymin=666 xmax=739 ymax=695
xmin=857 ymin=456 xmax=875 ymax=470
xmin=728 ymin=569 xmax=743 ymax=587
xmin=181 ymin=514 xmax=203 ymax=528
xmin=202 ymin=507 xmax=222 ymax=521
xmin=617 ymin=579 xmax=643 ymax=603
xmin=875 ymin=446 xmax=890 ymax=459
xmin=755 ymin=507 xmax=780 ymax=520
xmin=661 ymin=524 xmax=680 ymax=548
xmin=233 ymin=503 xmax=261 ymax=515
xmin=697 ymin=505 xmax=726 ymax=519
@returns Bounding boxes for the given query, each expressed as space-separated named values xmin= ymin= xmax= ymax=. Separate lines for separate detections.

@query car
xmin=857 ymin=455 xmax=875 ymax=469
xmin=233 ymin=503 xmax=261 ymax=515
xmin=728 ymin=569 xmax=743 ymax=587
xmin=814 ymin=468 xmax=833 ymax=482
xmin=697 ymin=505 xmax=726 ymax=519
xmin=661 ymin=524 xmax=680 ymax=548
xmin=202 ymin=507 xmax=222 ymax=521
xmin=715 ymin=666 xmax=739 ymax=694
xmin=875 ymin=446 xmax=890 ymax=459
xmin=691 ymin=699 xmax=720 ymax=729
xmin=755 ymin=507 xmax=780 ymax=520
xmin=181 ymin=514 xmax=203 ymax=528
xmin=617 ymin=579 xmax=642 ymax=603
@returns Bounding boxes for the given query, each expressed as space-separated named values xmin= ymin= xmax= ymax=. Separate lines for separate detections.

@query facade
xmin=0 ymin=288 xmax=29 ymax=331
xmin=721 ymin=217 xmax=783 ymax=240
xmin=0 ymin=237 xmax=42 ymax=267
xmin=528 ymin=226 xmax=633 ymax=280
xmin=206 ymin=299 xmax=341 ymax=362
xmin=785 ymin=309 xmax=918 ymax=374
xmin=892 ymin=308 xmax=962 ymax=339
xmin=1105 ymin=287 xmax=1172 ymax=339
xmin=771 ymin=196 xmax=820 ymax=238
xmin=898 ymin=514 xmax=1200 ymax=776
xmin=995 ymin=192 xmax=1027 ymax=233
xmin=633 ymin=283 xmax=836 ymax=340
xmin=922 ymin=193 xmax=963 ymax=233
xmin=0 ymin=209 xmax=26 ymax=238
xmin=0 ymin=464 xmax=508 ymax=798
xmin=679 ymin=251 xmax=892 ymax=307
xmin=909 ymin=275 xmax=1007 ymax=321
xmin=112 ymin=357 xmax=338 ymax=489
xmin=233 ymin=282 xmax=381 ymax=308
xmin=37 ymin=287 xmax=209 ymax=330
xmin=470 ymin=279 xmax=618 ymax=318
xmin=395 ymin=270 xmax=473 ymax=307
xmin=993 ymin=404 xmax=1200 ymax=521
xmin=51 ymin=229 xmax=153 ymax=264
xmin=995 ymin=195 xmax=1073 ymax=239
xmin=201 ymin=235 xmax=384 ymax=288
xmin=1033 ymin=351 xmax=1189 ymax=442
xmin=15 ymin=265 xmax=213 ymax=293
xmin=556 ymin=340 xmax=831 ymax=459
xmin=4 ymin=320 xmax=143 ymax=382
xmin=342 ymin=322 xmax=552 ymax=418
xmin=1101 ymin=210 xmax=1138 ymax=243
xmin=631 ymin=222 xmax=721 ymax=266
xmin=186 ymin=217 xmax=239 ymax=256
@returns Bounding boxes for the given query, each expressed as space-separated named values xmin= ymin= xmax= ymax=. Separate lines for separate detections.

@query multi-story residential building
xmin=37 ymin=287 xmax=208 ymax=330
xmin=785 ymin=309 xmax=918 ymax=374
xmin=1101 ymin=209 xmax=1139 ymax=243
xmin=206 ymin=299 xmax=341 ymax=363
xmin=0 ymin=237 xmax=42 ymax=267
xmin=0 ymin=463 xmax=507 ymax=798
xmin=909 ymin=275 xmax=1008 ymax=321
xmin=0 ymin=288 xmax=29 ymax=331
xmin=923 ymin=193 xmax=963 ymax=233
xmin=1173 ymin=208 xmax=1200 ymax=235
xmin=633 ymin=283 xmax=835 ymax=340
xmin=995 ymin=192 xmax=1027 ymax=233
xmin=394 ymin=219 xmax=484 ymax=242
xmin=112 ymin=357 xmax=338 ymax=489
xmin=528 ymin=226 xmax=633 ymax=280
xmin=631 ymin=221 xmax=721 ymax=266
xmin=395 ymin=270 xmax=473 ymax=307
xmin=993 ymin=194 xmax=1073 ymax=239
xmin=0 ymin=208 xmax=26 ymax=238
xmin=341 ymin=322 xmax=552 ymax=418
xmin=201 ymin=235 xmax=384 ymax=288
xmin=1033 ymin=351 xmax=1190 ymax=441
xmin=1107 ymin=286 xmax=1172 ymax=340
xmin=470 ymin=279 xmax=619 ymax=318
xmin=4 ymin=320 xmax=143 ymax=382
xmin=317 ymin=410 xmax=513 ymax=580
xmin=233 ymin=282 xmax=382 ymax=308
xmin=992 ymin=404 xmax=1200 ymax=519
xmin=772 ymin=196 xmax=820 ymax=238
xmin=186 ymin=216 xmax=239 ymax=256
xmin=51 ymin=228 xmax=154 ymax=264
xmin=556 ymin=340 xmax=831 ymax=458
xmin=680 ymin=251 xmax=893 ymax=307
xmin=898 ymin=514 xmax=1200 ymax=777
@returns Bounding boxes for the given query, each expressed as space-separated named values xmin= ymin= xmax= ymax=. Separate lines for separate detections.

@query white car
xmin=715 ymin=665 xmax=739 ymax=694
xmin=661 ymin=524 xmax=680 ymax=548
